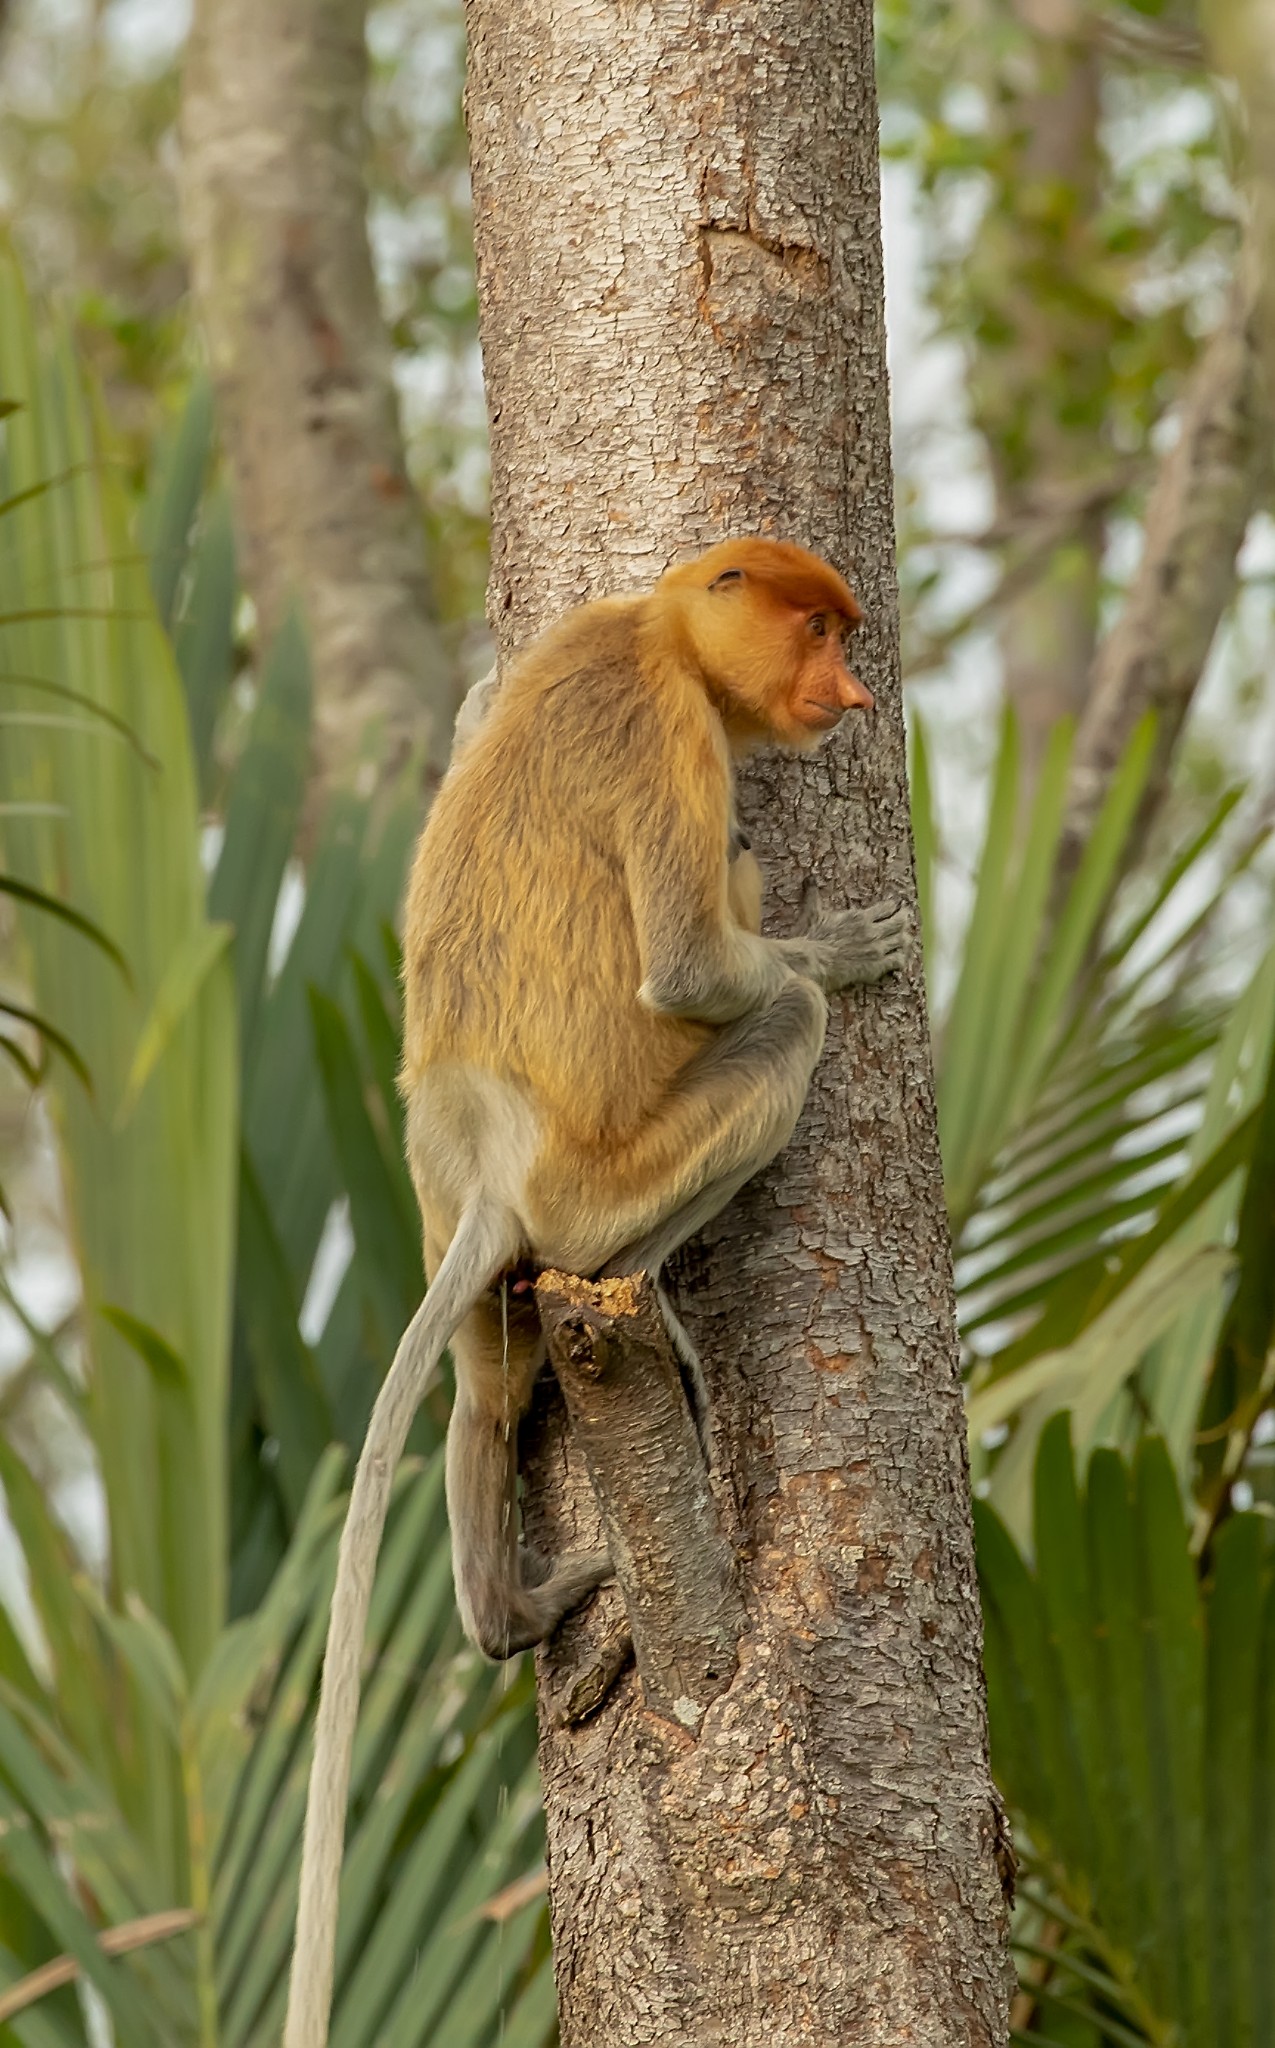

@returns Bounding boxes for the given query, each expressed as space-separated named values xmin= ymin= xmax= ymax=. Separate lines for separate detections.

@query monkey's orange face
xmin=660 ymin=540 xmax=871 ymax=751
xmin=659 ymin=539 xmax=872 ymax=752
xmin=784 ymin=608 xmax=874 ymax=745
xmin=690 ymin=577 xmax=872 ymax=751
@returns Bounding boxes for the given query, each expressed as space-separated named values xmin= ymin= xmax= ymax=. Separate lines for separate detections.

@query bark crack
xmin=698 ymin=223 xmax=832 ymax=297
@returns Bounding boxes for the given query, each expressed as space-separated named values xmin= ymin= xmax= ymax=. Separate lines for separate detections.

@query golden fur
xmin=403 ymin=599 xmax=717 ymax=1152
xmin=401 ymin=540 xmax=867 ymax=1263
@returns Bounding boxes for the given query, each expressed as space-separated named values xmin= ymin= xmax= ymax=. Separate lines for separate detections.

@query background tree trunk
xmin=966 ymin=6 xmax=1106 ymax=782
xmin=180 ymin=0 xmax=458 ymax=792
xmin=1060 ymin=264 xmax=1267 ymax=876
xmin=465 ymin=1 xmax=1013 ymax=2041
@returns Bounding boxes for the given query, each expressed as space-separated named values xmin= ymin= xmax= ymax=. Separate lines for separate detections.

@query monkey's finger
xmin=864 ymin=899 xmax=909 ymax=933
xmin=859 ymin=917 xmax=914 ymax=977
xmin=852 ymin=941 xmax=912 ymax=985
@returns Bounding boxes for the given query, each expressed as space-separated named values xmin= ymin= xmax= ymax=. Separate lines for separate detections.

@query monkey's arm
xmin=622 ymin=694 xmax=910 ymax=1020
xmin=625 ymin=772 xmax=791 ymax=1023
xmin=629 ymin=812 xmax=908 ymax=1022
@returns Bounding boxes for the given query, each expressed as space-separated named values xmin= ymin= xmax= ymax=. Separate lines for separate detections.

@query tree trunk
xmin=967 ymin=12 xmax=1106 ymax=781
xmin=180 ymin=0 xmax=457 ymax=792
xmin=465 ymin=2 xmax=1013 ymax=2041
xmin=1060 ymin=264 xmax=1267 ymax=878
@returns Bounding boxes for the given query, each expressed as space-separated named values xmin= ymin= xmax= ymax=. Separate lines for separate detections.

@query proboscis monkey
xmin=284 ymin=538 xmax=909 ymax=2048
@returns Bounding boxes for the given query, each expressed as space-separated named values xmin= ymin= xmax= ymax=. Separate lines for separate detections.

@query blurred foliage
xmin=0 ymin=1 xmax=187 ymax=477
xmin=915 ymin=696 xmax=1275 ymax=1511
xmin=0 ymin=0 xmax=489 ymax=625
xmin=875 ymin=0 xmax=1255 ymax=720
xmin=0 ymin=251 xmax=236 ymax=1696
xmin=980 ymin=1419 xmax=1275 ymax=2048
xmin=0 ymin=250 xmax=549 ymax=2046
xmin=367 ymin=0 xmax=489 ymax=626
xmin=889 ymin=25 xmax=1234 ymax=466
xmin=916 ymin=700 xmax=1275 ymax=2042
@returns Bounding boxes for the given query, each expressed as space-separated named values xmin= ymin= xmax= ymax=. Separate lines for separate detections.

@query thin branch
xmin=534 ymin=1270 xmax=744 ymax=1730
xmin=476 ymin=1865 xmax=549 ymax=1923
xmin=1087 ymin=8 xmax=1206 ymax=71
xmin=0 ymin=1908 xmax=200 ymax=2023
xmin=902 ymin=464 xmax=1143 ymax=684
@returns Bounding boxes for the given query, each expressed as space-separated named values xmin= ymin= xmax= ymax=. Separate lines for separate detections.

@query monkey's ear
xmin=708 ymin=568 xmax=745 ymax=590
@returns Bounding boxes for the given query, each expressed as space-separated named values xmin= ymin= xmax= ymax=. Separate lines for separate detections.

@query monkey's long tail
xmin=283 ymin=1196 xmax=521 ymax=2048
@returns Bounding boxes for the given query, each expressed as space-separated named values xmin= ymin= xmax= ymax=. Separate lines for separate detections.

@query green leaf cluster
xmin=915 ymin=705 xmax=1275 ymax=1536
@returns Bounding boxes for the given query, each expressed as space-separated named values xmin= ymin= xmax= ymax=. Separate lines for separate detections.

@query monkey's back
xmin=401 ymin=600 xmax=718 ymax=1159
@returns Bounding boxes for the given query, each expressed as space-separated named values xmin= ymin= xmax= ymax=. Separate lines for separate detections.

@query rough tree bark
xmin=464 ymin=2 xmax=1013 ymax=2042
xmin=180 ymin=0 xmax=457 ymax=791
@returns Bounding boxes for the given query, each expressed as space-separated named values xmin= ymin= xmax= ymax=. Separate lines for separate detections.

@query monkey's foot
xmin=521 ymin=1543 xmax=611 ymax=1595
xmin=464 ymin=1548 xmax=612 ymax=1662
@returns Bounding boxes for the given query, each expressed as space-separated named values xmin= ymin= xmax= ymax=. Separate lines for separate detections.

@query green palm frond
xmin=0 ymin=243 xmax=236 ymax=1707
xmin=978 ymin=1416 xmax=1275 ymax=2048
xmin=914 ymin=706 xmax=1275 ymax=1517
xmin=0 ymin=1453 xmax=552 ymax=2046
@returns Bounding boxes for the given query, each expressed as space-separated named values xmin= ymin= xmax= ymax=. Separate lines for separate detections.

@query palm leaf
xmin=173 ymin=484 xmax=237 ymax=805
xmin=208 ymin=612 xmax=311 ymax=1065
xmin=916 ymin=705 xmax=1275 ymax=1511
xmin=0 ymin=876 xmax=129 ymax=981
xmin=139 ymin=379 xmax=215 ymax=634
xmin=979 ymin=1419 xmax=1275 ymax=2047
xmin=0 ymin=242 xmax=237 ymax=1711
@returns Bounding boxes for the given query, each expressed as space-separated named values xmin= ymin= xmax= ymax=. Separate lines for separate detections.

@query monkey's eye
xmin=709 ymin=568 xmax=745 ymax=590
xmin=808 ymin=613 xmax=828 ymax=639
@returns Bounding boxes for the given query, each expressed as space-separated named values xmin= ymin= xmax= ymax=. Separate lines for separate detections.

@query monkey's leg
xmin=591 ymin=973 xmax=829 ymax=1282
xmin=444 ymin=1283 xmax=611 ymax=1660
xmin=579 ymin=977 xmax=825 ymax=1462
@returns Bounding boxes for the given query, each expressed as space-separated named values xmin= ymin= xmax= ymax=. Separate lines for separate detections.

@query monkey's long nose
xmin=837 ymin=666 xmax=875 ymax=712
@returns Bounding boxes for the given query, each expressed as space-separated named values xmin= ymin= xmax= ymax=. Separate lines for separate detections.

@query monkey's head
xmin=659 ymin=538 xmax=872 ymax=753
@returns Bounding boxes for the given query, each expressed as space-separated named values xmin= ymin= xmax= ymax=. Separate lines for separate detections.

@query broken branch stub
xmin=534 ymin=1269 xmax=744 ymax=1729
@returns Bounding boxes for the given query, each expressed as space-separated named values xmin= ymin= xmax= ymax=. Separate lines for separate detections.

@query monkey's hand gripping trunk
xmin=283 ymin=1197 xmax=520 ymax=2048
